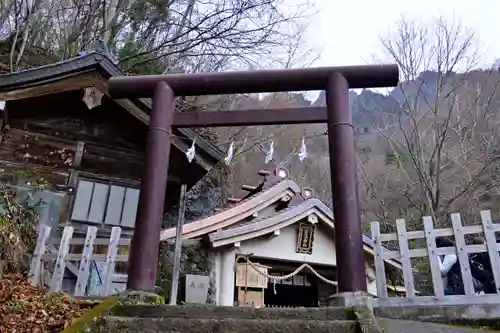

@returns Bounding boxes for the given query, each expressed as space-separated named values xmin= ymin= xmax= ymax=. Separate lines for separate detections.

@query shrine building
xmin=161 ymin=168 xmax=406 ymax=308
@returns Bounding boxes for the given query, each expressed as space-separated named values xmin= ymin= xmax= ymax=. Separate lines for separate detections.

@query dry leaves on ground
xmin=0 ymin=274 xmax=84 ymax=332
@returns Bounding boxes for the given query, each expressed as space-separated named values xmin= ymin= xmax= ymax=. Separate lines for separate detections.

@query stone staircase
xmin=90 ymin=304 xmax=497 ymax=333
xmin=92 ymin=305 xmax=365 ymax=333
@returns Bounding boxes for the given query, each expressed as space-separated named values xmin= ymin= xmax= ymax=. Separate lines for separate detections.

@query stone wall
xmin=157 ymin=240 xmax=217 ymax=304
xmin=163 ymin=165 xmax=228 ymax=229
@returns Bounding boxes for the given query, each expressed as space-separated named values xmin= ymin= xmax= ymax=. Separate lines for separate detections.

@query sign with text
xmin=235 ymin=263 xmax=270 ymax=289
xmin=296 ymin=223 xmax=316 ymax=254
xmin=185 ymin=274 xmax=209 ymax=304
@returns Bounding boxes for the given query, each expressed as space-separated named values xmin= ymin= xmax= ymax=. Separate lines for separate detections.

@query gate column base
xmin=117 ymin=290 xmax=164 ymax=305
xmin=328 ymin=291 xmax=374 ymax=310
xmin=329 ymin=292 xmax=380 ymax=333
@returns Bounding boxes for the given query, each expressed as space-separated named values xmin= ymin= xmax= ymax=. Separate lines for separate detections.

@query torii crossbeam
xmin=108 ymin=64 xmax=399 ymax=294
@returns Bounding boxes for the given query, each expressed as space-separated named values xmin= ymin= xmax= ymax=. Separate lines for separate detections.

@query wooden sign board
xmin=296 ymin=223 xmax=316 ymax=254
xmin=235 ymin=263 xmax=270 ymax=289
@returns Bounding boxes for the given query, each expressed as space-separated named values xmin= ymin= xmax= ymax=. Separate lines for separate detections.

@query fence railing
xmin=28 ymin=225 xmax=131 ymax=297
xmin=370 ymin=210 xmax=500 ymax=307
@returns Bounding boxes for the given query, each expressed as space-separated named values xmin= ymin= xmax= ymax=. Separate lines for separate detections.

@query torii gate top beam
xmin=108 ymin=64 xmax=399 ymax=98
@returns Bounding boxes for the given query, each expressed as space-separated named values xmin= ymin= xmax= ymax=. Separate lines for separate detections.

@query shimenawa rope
xmin=234 ymin=254 xmax=338 ymax=286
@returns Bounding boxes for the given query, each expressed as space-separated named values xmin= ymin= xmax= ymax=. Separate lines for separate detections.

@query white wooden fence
xmin=28 ymin=225 xmax=131 ymax=297
xmin=371 ymin=210 xmax=500 ymax=307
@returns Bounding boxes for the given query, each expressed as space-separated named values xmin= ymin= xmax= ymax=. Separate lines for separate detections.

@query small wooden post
xmin=64 ymin=141 xmax=85 ymax=232
xmin=480 ymin=210 xmax=500 ymax=293
xmin=422 ymin=216 xmax=444 ymax=298
xmin=396 ymin=219 xmax=415 ymax=298
xmin=451 ymin=213 xmax=475 ymax=295
xmin=28 ymin=226 xmax=51 ymax=285
xmin=100 ymin=227 xmax=122 ymax=296
xmin=169 ymin=184 xmax=188 ymax=305
xmin=74 ymin=226 xmax=97 ymax=296
xmin=243 ymin=260 xmax=249 ymax=306
xmin=370 ymin=221 xmax=388 ymax=299
xmin=49 ymin=226 xmax=74 ymax=293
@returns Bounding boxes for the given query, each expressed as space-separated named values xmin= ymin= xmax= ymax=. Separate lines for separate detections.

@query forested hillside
xmin=205 ymin=19 xmax=500 ymax=234
xmin=1 ymin=0 xmax=500 ymax=233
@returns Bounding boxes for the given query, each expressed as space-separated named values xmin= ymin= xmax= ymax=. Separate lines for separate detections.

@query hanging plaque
xmin=296 ymin=222 xmax=316 ymax=254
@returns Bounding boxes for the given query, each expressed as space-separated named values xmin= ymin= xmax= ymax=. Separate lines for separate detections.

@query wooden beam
xmin=258 ymin=170 xmax=272 ymax=176
xmin=172 ymin=107 xmax=327 ymax=127
xmin=108 ymin=64 xmax=399 ymax=98
xmin=241 ymin=184 xmax=257 ymax=191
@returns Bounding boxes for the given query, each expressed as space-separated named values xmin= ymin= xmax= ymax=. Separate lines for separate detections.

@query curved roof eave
xmin=209 ymin=198 xmax=403 ymax=270
xmin=209 ymin=198 xmax=327 ymax=244
xmin=160 ymin=179 xmax=302 ymax=241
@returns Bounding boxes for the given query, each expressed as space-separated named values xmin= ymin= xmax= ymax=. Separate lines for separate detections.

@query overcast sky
xmin=311 ymin=0 xmax=500 ymax=68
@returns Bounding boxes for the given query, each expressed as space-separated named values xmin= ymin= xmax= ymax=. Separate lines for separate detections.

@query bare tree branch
xmin=361 ymin=16 xmax=500 ymax=229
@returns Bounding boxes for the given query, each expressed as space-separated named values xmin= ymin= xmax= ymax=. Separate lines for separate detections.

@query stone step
xmin=96 ymin=316 xmax=358 ymax=333
xmin=110 ymin=304 xmax=353 ymax=321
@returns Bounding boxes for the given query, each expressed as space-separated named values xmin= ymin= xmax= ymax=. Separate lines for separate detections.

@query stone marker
xmin=185 ymin=274 xmax=209 ymax=304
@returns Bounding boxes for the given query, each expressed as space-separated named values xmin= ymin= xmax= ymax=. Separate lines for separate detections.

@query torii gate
xmin=108 ymin=64 xmax=399 ymax=294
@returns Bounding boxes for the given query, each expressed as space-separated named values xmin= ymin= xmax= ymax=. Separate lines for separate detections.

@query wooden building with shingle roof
xmin=161 ymin=168 xmax=407 ymax=307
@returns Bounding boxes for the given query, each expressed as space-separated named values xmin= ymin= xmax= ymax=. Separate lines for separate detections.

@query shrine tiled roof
xmin=160 ymin=178 xmax=301 ymax=240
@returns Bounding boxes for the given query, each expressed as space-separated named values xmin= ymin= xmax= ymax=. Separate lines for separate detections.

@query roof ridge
xmin=210 ymin=198 xmax=322 ymax=241
xmin=160 ymin=179 xmax=300 ymax=240
xmin=217 ymin=190 xmax=311 ymax=231
xmin=211 ymin=179 xmax=298 ymax=217
xmin=0 ymin=52 xmax=95 ymax=78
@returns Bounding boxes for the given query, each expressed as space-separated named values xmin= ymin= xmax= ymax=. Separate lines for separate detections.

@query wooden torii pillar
xmin=108 ymin=64 xmax=399 ymax=294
